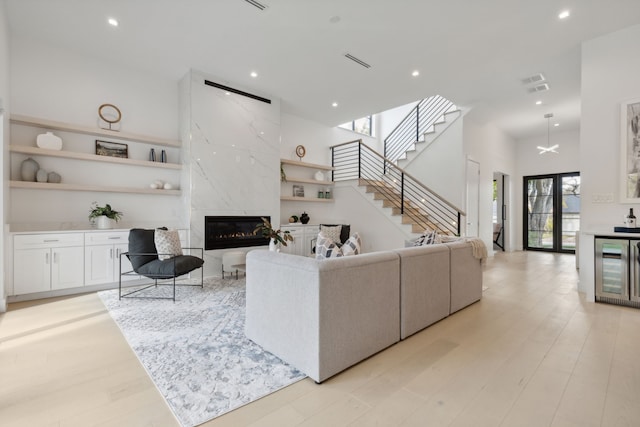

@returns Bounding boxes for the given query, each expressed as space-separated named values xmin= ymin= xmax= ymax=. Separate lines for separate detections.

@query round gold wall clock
xmin=295 ymin=145 xmax=306 ymax=161
xmin=98 ymin=103 xmax=122 ymax=130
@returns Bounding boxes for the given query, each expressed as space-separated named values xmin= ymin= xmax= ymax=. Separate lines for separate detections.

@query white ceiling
xmin=5 ymin=0 xmax=640 ymax=140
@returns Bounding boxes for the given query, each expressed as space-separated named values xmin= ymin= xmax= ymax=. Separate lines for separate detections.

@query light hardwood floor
xmin=2 ymin=251 xmax=640 ymax=426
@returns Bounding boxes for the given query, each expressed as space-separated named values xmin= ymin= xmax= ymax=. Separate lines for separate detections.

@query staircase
xmin=331 ymin=140 xmax=464 ymax=236
xmin=384 ymin=95 xmax=459 ymax=165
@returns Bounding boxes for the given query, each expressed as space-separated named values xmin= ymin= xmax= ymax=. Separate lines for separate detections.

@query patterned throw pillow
xmin=315 ymin=232 xmax=343 ymax=259
xmin=342 ymin=232 xmax=362 ymax=256
xmin=320 ymin=225 xmax=342 ymax=244
xmin=414 ymin=229 xmax=439 ymax=246
xmin=154 ymin=229 xmax=183 ymax=260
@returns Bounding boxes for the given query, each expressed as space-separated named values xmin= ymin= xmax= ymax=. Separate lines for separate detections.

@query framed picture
xmin=620 ymin=98 xmax=640 ymax=202
xmin=96 ymin=140 xmax=128 ymax=158
xmin=293 ymin=184 xmax=305 ymax=197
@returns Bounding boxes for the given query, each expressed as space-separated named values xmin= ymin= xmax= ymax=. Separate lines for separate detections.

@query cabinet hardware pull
xmin=43 ymin=239 xmax=59 ymax=242
xmin=45 ymin=253 xmax=49 ymax=264
xmin=110 ymin=248 xmax=114 ymax=259
xmin=53 ymin=252 xmax=58 ymax=263
xmin=108 ymin=237 xmax=121 ymax=240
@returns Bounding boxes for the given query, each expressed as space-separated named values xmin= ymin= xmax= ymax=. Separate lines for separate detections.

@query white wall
xmin=515 ymin=129 xmax=581 ymax=250
xmin=9 ymin=37 xmax=184 ymax=229
xmin=0 ymin=0 xmax=9 ymax=311
xmin=579 ymin=23 xmax=640 ymax=297
xmin=464 ymin=113 xmax=518 ymax=253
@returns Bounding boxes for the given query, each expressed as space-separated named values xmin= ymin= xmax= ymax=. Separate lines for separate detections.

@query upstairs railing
xmin=384 ymin=95 xmax=457 ymax=164
xmin=331 ymin=139 xmax=464 ymax=236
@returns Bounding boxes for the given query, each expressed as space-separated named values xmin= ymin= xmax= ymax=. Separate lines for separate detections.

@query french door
xmin=524 ymin=172 xmax=580 ymax=253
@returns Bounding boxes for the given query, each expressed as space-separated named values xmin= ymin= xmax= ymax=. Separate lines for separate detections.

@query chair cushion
xmin=128 ymin=228 xmax=159 ymax=270
xmin=320 ymin=225 xmax=342 ymax=243
xmin=136 ymin=255 xmax=205 ymax=279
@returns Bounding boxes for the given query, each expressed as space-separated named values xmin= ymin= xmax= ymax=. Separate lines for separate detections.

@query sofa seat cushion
xmin=136 ymin=255 xmax=204 ymax=279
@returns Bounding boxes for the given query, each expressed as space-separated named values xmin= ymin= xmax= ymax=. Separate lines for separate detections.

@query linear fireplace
xmin=205 ymin=216 xmax=269 ymax=250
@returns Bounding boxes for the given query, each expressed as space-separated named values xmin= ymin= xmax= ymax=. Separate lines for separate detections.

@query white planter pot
xmin=96 ymin=216 xmax=115 ymax=229
xmin=269 ymin=238 xmax=279 ymax=252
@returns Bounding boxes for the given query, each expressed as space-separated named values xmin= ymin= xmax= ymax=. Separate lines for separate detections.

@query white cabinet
xmin=13 ymin=233 xmax=85 ymax=295
xmin=280 ymin=224 xmax=319 ymax=257
xmin=84 ymin=231 xmax=136 ymax=285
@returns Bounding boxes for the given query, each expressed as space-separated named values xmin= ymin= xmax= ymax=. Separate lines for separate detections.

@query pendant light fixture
xmin=537 ymin=113 xmax=559 ymax=154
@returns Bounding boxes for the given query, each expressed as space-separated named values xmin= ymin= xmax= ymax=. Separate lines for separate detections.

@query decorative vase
xmin=36 ymin=132 xmax=62 ymax=150
xmin=269 ymin=238 xmax=278 ymax=252
xmin=36 ymin=169 xmax=48 ymax=183
xmin=300 ymin=212 xmax=310 ymax=224
xmin=20 ymin=157 xmax=40 ymax=181
xmin=149 ymin=148 xmax=156 ymax=162
xmin=48 ymin=172 xmax=62 ymax=183
xmin=314 ymin=170 xmax=325 ymax=181
xmin=96 ymin=216 xmax=115 ymax=230
xmin=161 ymin=149 xmax=167 ymax=163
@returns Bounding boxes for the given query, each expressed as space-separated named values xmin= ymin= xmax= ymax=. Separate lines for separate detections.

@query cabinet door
xmin=85 ymin=245 xmax=115 ymax=285
xmin=115 ymin=243 xmax=138 ymax=282
xmin=302 ymin=230 xmax=318 ymax=257
xmin=14 ymin=248 xmax=51 ymax=294
xmin=595 ymin=238 xmax=629 ymax=300
xmin=52 ymin=246 xmax=85 ymax=290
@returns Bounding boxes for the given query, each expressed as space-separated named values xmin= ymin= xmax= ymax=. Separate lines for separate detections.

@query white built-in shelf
xmin=10 ymin=114 xmax=181 ymax=148
xmin=280 ymin=159 xmax=335 ymax=171
xmin=10 ymin=180 xmax=181 ymax=196
xmin=284 ymin=177 xmax=334 ymax=185
xmin=10 ymin=145 xmax=182 ymax=170
xmin=280 ymin=196 xmax=333 ymax=203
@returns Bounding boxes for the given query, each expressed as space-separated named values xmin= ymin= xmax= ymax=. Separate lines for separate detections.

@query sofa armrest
xmin=446 ymin=241 xmax=483 ymax=313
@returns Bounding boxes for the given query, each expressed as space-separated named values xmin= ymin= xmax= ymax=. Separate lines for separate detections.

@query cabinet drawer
xmin=85 ymin=231 xmax=130 ymax=245
xmin=14 ymin=233 xmax=84 ymax=249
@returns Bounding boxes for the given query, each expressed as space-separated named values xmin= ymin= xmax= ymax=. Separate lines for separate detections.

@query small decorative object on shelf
xmin=300 ymin=212 xmax=310 ymax=224
xmin=36 ymin=169 xmax=48 ymax=183
xmin=324 ymin=188 xmax=331 ymax=199
xmin=20 ymin=157 xmax=39 ymax=181
xmin=88 ymin=202 xmax=123 ymax=229
xmin=36 ymin=132 xmax=62 ymax=150
xmin=626 ymin=208 xmax=637 ymax=227
xmin=98 ymin=103 xmax=122 ymax=131
xmin=293 ymin=185 xmax=305 ymax=197
xmin=96 ymin=140 xmax=128 ymax=158
xmin=295 ymin=144 xmax=306 ymax=161
xmin=253 ymin=217 xmax=293 ymax=251
xmin=149 ymin=148 xmax=156 ymax=162
xmin=161 ymin=149 xmax=167 ymax=163
xmin=289 ymin=215 xmax=299 ymax=223
xmin=47 ymin=171 xmax=62 ymax=183
xmin=314 ymin=170 xmax=325 ymax=181
xmin=163 ymin=182 xmax=173 ymax=190
xmin=317 ymin=190 xmax=325 ymax=198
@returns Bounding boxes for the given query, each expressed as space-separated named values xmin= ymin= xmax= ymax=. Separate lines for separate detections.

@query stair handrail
xmin=383 ymin=95 xmax=456 ymax=164
xmin=331 ymin=139 xmax=466 ymax=216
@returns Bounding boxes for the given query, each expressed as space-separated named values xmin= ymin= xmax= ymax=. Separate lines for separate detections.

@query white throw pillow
xmin=320 ymin=225 xmax=342 ymax=244
xmin=414 ymin=229 xmax=439 ymax=246
xmin=342 ymin=232 xmax=362 ymax=256
xmin=155 ymin=229 xmax=183 ymax=260
xmin=315 ymin=232 xmax=343 ymax=259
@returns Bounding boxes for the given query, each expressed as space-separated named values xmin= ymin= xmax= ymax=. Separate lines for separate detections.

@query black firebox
xmin=204 ymin=216 xmax=269 ymax=250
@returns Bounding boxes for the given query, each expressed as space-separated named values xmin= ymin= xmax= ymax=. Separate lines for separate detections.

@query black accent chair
xmin=119 ymin=228 xmax=205 ymax=301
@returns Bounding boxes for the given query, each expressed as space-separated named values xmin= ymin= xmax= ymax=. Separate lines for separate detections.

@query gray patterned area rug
xmin=98 ymin=277 xmax=306 ymax=427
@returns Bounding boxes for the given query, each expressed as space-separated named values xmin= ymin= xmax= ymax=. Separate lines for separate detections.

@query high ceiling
xmin=5 ymin=0 xmax=640 ymax=140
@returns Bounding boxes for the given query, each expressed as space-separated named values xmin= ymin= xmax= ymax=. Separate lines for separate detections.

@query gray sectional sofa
xmin=244 ymin=240 xmax=483 ymax=383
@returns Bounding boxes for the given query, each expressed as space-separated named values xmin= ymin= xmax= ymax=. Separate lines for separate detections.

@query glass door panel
xmin=595 ymin=239 xmax=629 ymax=299
xmin=561 ymin=175 xmax=580 ymax=251
xmin=527 ymin=177 xmax=554 ymax=249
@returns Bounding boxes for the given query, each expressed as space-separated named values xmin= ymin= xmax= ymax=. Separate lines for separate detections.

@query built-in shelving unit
xmin=10 ymin=114 xmax=180 ymax=147
xmin=280 ymin=158 xmax=335 ymax=203
xmin=9 ymin=181 xmax=181 ymax=196
xmin=9 ymin=114 xmax=182 ymax=196
xmin=10 ymin=145 xmax=181 ymax=170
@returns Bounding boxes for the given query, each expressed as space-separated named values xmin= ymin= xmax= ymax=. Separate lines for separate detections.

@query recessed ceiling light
xmin=225 ymin=91 xmax=231 ymax=95
xmin=332 ymin=102 xmax=338 ymax=108
xmin=558 ymin=10 xmax=570 ymax=19
xmin=535 ymin=100 xmax=542 ymax=105
xmin=412 ymin=70 xmax=420 ymax=77
xmin=108 ymin=18 xmax=119 ymax=27
xmin=554 ymin=123 xmax=560 ymax=127
xmin=250 ymin=71 xmax=258 ymax=78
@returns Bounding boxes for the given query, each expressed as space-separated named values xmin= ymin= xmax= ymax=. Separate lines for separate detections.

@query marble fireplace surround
xmin=180 ymin=70 xmax=281 ymax=277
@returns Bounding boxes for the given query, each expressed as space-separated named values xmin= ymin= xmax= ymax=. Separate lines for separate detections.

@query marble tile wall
xmin=181 ymin=71 xmax=281 ymax=276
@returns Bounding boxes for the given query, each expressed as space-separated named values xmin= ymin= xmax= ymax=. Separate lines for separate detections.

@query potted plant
xmin=254 ymin=217 xmax=293 ymax=251
xmin=89 ymin=202 xmax=123 ymax=229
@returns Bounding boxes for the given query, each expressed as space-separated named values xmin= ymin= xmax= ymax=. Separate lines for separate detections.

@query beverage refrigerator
xmin=595 ymin=237 xmax=640 ymax=307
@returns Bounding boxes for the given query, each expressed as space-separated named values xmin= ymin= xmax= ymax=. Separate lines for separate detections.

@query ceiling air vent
xmin=344 ymin=53 xmax=371 ymax=69
xmin=244 ymin=0 xmax=267 ymax=11
xmin=527 ymin=83 xmax=550 ymax=93
xmin=521 ymin=73 xmax=546 ymax=85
